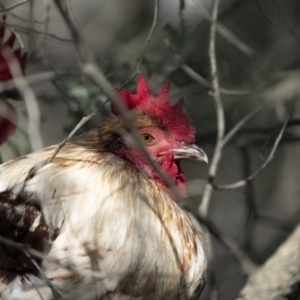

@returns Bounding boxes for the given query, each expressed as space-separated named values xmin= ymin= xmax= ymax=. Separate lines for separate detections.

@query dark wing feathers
xmin=0 ymin=191 xmax=56 ymax=283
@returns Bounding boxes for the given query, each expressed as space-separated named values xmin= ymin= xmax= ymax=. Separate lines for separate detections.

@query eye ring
xmin=141 ymin=133 xmax=155 ymax=144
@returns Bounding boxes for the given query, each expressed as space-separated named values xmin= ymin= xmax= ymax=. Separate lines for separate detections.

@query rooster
xmin=0 ymin=74 xmax=207 ymax=299
xmin=0 ymin=16 xmax=27 ymax=155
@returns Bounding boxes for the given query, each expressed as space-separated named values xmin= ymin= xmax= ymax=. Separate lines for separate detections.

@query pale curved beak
xmin=172 ymin=143 xmax=208 ymax=163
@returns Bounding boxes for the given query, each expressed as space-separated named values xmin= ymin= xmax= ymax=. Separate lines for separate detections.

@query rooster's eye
xmin=141 ymin=133 xmax=155 ymax=144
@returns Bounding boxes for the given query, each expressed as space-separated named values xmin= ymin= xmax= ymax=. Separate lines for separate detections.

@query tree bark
xmin=236 ymin=223 xmax=300 ymax=300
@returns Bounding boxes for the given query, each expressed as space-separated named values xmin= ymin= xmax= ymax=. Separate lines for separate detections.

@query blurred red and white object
xmin=0 ymin=15 xmax=27 ymax=147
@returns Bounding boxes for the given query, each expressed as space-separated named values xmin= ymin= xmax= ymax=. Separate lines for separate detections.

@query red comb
xmin=0 ymin=16 xmax=27 ymax=81
xmin=112 ymin=74 xmax=195 ymax=143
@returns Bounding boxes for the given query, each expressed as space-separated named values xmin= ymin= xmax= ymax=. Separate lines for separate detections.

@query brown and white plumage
xmin=0 ymin=75 xmax=207 ymax=299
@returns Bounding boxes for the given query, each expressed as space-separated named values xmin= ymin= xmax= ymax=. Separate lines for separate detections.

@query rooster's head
xmin=110 ymin=74 xmax=207 ymax=198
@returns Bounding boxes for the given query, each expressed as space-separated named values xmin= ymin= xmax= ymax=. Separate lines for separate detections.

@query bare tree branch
xmin=3 ymin=48 xmax=43 ymax=151
xmin=4 ymin=23 xmax=25 ymax=48
xmin=255 ymin=0 xmax=279 ymax=25
xmin=0 ymin=0 xmax=30 ymax=12
xmin=191 ymin=0 xmax=255 ymax=57
xmin=23 ymin=250 xmax=61 ymax=299
xmin=164 ymin=39 xmax=253 ymax=96
xmin=221 ymin=106 xmax=263 ymax=147
xmin=43 ymin=0 xmax=52 ymax=60
xmin=8 ymin=23 xmax=74 ymax=43
xmin=194 ymin=212 xmax=257 ymax=276
xmin=198 ymin=1 xmax=224 ymax=298
xmin=213 ymin=116 xmax=289 ymax=190
xmin=0 ymin=3 xmax=44 ymax=25
xmin=236 ymin=222 xmax=300 ymax=300
xmin=199 ymin=0 xmax=224 ymax=217
xmin=0 ymin=70 xmax=74 ymax=93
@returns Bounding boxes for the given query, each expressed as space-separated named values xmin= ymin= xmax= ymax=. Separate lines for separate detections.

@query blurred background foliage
xmin=1 ymin=0 xmax=300 ymax=299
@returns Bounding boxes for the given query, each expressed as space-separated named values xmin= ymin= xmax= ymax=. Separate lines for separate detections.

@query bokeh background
xmin=1 ymin=0 xmax=300 ymax=299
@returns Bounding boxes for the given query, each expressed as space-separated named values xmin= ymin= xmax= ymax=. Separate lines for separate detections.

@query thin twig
xmin=0 ymin=0 xmax=30 ymax=12
xmin=221 ymin=106 xmax=263 ymax=148
xmin=27 ymin=0 xmax=34 ymax=52
xmin=213 ymin=116 xmax=289 ymax=190
xmin=199 ymin=0 xmax=224 ymax=217
xmin=164 ymin=38 xmax=210 ymax=88
xmin=8 ymin=23 xmax=74 ymax=43
xmin=194 ymin=212 xmax=257 ymax=276
xmin=199 ymin=1 xmax=223 ymax=298
xmin=191 ymin=0 xmax=254 ymax=57
xmin=47 ymin=106 xmax=102 ymax=163
xmin=271 ymin=0 xmax=300 ymax=43
xmin=0 ymin=3 xmax=44 ymax=25
xmin=3 ymin=48 xmax=43 ymax=151
xmin=120 ymin=0 xmax=159 ymax=88
xmin=5 ymin=24 xmax=24 ymax=48
xmin=255 ymin=0 xmax=279 ymax=25
xmin=43 ymin=0 xmax=52 ymax=61
xmin=164 ymin=39 xmax=253 ymax=96
xmin=0 ymin=70 xmax=82 ymax=94
xmin=241 ymin=146 xmax=258 ymax=262
xmin=23 ymin=250 xmax=61 ymax=299
xmin=53 ymin=0 xmax=91 ymax=62
xmin=5 ymin=11 xmax=44 ymax=25
xmin=255 ymin=0 xmax=300 ymax=45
